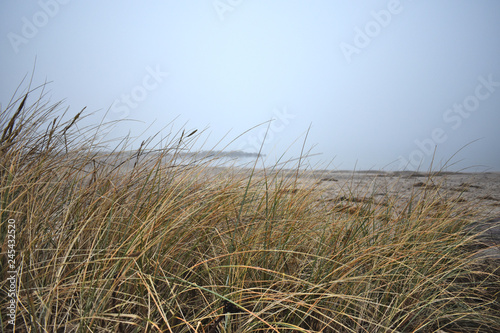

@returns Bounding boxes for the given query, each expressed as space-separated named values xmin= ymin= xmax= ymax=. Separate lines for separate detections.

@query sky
xmin=1 ymin=0 xmax=499 ymax=171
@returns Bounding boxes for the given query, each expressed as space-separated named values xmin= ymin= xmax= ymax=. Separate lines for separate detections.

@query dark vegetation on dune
xmin=1 ymin=84 xmax=499 ymax=332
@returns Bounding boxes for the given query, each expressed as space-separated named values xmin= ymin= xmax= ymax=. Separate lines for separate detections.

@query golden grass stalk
xmin=1 ymin=87 xmax=498 ymax=332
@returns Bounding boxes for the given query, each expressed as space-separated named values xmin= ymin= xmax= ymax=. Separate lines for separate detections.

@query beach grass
xmin=1 ymin=88 xmax=499 ymax=332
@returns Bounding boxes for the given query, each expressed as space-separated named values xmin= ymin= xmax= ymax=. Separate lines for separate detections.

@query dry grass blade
xmin=0 ymin=85 xmax=498 ymax=332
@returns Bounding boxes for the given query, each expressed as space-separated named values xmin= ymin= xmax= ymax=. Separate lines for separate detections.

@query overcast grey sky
xmin=1 ymin=1 xmax=499 ymax=171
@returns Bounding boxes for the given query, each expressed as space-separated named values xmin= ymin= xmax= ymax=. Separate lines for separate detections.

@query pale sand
xmin=210 ymin=167 xmax=500 ymax=262
xmin=268 ymin=170 xmax=498 ymax=216
xmin=295 ymin=170 xmax=500 ymax=262
xmin=205 ymin=167 xmax=500 ymax=214
xmin=207 ymin=167 xmax=500 ymax=216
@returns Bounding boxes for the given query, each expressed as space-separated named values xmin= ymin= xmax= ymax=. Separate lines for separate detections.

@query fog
xmin=1 ymin=1 xmax=499 ymax=171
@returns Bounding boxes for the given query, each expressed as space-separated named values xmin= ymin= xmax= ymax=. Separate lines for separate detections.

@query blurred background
xmin=1 ymin=0 xmax=499 ymax=171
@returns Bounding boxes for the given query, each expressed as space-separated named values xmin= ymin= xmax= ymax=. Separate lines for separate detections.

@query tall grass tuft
xmin=1 ymin=87 xmax=499 ymax=332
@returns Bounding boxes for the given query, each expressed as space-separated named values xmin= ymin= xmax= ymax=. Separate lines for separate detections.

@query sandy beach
xmin=305 ymin=170 xmax=500 ymax=218
xmin=211 ymin=167 xmax=500 ymax=263
xmin=204 ymin=166 xmax=500 ymax=216
xmin=295 ymin=169 xmax=500 ymax=262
